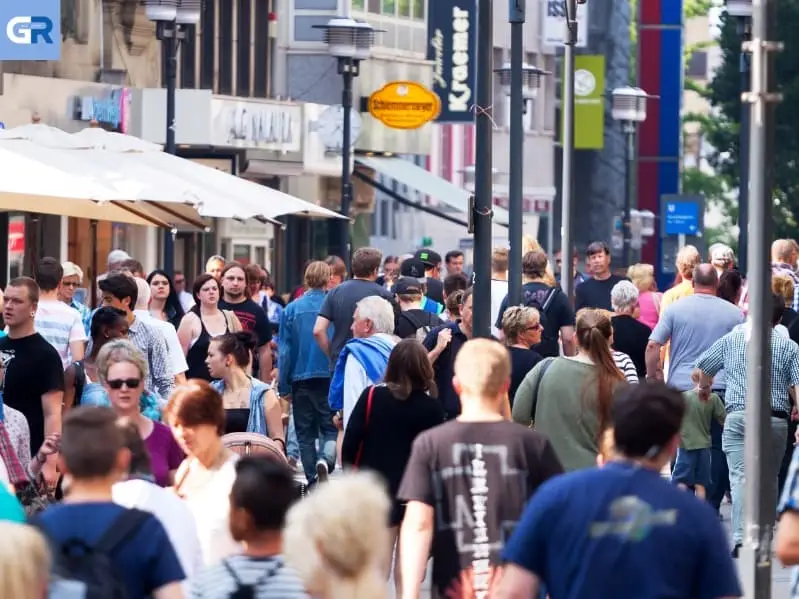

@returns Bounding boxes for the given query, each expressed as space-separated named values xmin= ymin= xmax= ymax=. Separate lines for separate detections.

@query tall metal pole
xmin=738 ymin=16 xmax=752 ymax=274
xmin=473 ymin=0 xmax=494 ymax=338
xmin=560 ymin=0 xmax=577 ymax=303
xmin=740 ymin=0 xmax=780 ymax=595
xmin=622 ymin=123 xmax=635 ymax=267
xmin=507 ymin=0 xmax=525 ymax=306
xmin=339 ymin=59 xmax=354 ymax=272
xmin=163 ymin=25 xmax=177 ymax=277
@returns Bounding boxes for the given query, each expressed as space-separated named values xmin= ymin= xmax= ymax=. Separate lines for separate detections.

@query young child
xmin=671 ymin=372 xmax=726 ymax=498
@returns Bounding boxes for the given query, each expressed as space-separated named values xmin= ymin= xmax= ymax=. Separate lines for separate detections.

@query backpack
xmin=400 ymin=310 xmax=436 ymax=342
xmin=223 ymin=557 xmax=283 ymax=599
xmin=524 ymin=287 xmax=560 ymax=342
xmin=39 ymin=509 xmax=151 ymax=599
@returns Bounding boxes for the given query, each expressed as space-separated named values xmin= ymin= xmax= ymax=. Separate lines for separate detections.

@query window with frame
xmin=352 ymin=0 xmax=365 ymax=9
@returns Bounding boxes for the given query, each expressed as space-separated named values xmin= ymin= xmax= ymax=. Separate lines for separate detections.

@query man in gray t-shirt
xmin=646 ymin=264 xmax=744 ymax=391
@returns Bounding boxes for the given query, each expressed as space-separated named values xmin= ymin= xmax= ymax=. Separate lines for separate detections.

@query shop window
xmin=254 ymin=0 xmax=269 ymax=97
xmin=218 ymin=0 xmax=233 ymax=95
xmin=236 ymin=0 xmax=252 ymax=97
xmin=352 ymin=0 xmax=365 ymax=9
xmin=233 ymin=244 xmax=251 ymax=264
xmin=255 ymin=246 xmax=266 ymax=267
xmin=199 ymin=0 xmax=215 ymax=90
xmin=179 ymin=25 xmax=197 ymax=89
xmin=382 ymin=0 xmax=396 ymax=15
xmin=412 ymin=0 xmax=424 ymax=19
xmin=368 ymin=0 xmax=380 ymax=12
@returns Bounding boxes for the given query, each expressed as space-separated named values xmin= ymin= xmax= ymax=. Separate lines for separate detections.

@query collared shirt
xmin=773 ymin=262 xmax=799 ymax=312
xmin=70 ymin=300 xmax=93 ymax=337
xmin=779 ymin=445 xmax=799 ymax=599
xmin=695 ymin=325 xmax=799 ymax=413
xmin=128 ymin=316 xmax=174 ymax=400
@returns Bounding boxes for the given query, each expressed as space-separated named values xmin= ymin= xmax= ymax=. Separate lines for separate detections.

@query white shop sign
xmin=211 ymin=99 xmax=302 ymax=152
xmin=541 ymin=0 xmax=588 ymax=48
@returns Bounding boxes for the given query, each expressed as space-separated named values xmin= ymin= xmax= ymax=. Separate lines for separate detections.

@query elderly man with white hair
xmin=328 ymin=296 xmax=397 ymax=431
xmin=610 ymin=280 xmax=652 ymax=378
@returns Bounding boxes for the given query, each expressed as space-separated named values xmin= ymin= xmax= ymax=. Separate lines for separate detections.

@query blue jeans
xmin=722 ymin=410 xmax=788 ymax=545
xmin=286 ymin=412 xmax=300 ymax=461
xmin=293 ymin=378 xmax=337 ymax=483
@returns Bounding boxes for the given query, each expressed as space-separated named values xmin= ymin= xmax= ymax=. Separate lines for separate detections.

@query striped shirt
xmin=613 ymin=350 xmax=639 ymax=383
xmin=190 ymin=555 xmax=309 ymax=599
xmin=35 ymin=299 xmax=87 ymax=368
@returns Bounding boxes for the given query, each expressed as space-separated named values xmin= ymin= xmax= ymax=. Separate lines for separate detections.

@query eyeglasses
xmin=526 ymin=323 xmax=543 ymax=331
xmin=107 ymin=378 xmax=141 ymax=390
xmin=61 ymin=281 xmax=80 ymax=287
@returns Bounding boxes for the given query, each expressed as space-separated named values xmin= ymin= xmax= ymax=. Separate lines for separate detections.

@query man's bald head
xmin=692 ymin=264 xmax=718 ymax=290
xmin=772 ymin=239 xmax=796 ymax=264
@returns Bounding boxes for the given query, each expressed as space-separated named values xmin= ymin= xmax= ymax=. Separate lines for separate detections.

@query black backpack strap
xmin=400 ymin=311 xmax=424 ymax=335
xmin=94 ymin=509 xmax=151 ymax=554
xmin=530 ymin=358 xmax=555 ymax=423
xmin=73 ymin=361 xmax=86 ymax=406
xmin=223 ymin=557 xmax=284 ymax=593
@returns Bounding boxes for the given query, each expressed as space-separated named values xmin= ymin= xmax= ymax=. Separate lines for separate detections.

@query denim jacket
xmin=211 ymin=378 xmax=270 ymax=436
xmin=277 ymin=289 xmax=330 ymax=396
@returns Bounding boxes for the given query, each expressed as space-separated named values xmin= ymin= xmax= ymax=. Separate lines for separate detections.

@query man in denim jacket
xmin=278 ymin=261 xmax=337 ymax=486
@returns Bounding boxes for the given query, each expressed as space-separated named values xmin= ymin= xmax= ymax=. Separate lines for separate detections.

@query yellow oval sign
xmin=367 ymin=81 xmax=441 ymax=130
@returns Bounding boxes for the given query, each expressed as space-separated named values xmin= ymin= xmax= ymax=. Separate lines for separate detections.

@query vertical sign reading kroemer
xmin=427 ymin=0 xmax=477 ymax=123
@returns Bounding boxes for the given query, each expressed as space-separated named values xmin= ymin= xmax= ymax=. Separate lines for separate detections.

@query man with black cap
xmin=497 ymin=382 xmax=741 ymax=599
xmin=393 ymin=277 xmax=444 ymax=340
xmin=400 ymin=257 xmax=444 ymax=316
xmin=414 ymin=249 xmax=445 ymax=305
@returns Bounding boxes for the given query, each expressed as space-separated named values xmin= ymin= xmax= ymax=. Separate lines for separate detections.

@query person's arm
xmin=176 ymin=313 xmax=197 ymax=356
xmin=556 ymin=295 xmax=576 ymax=356
xmin=511 ymin=362 xmax=542 ymax=425
xmin=259 ymin=389 xmax=283 ymax=445
xmin=277 ymin=307 xmax=293 ymax=397
xmin=341 ymin=386 xmax=370 ymax=465
xmin=63 ymin=364 xmax=77 ymax=411
xmin=150 ymin=333 xmax=175 ymax=399
xmin=645 ymin=340 xmax=664 ymax=381
xmin=426 ymin=327 xmax=451 ymax=364
xmin=342 ymin=357 xmax=370 ymax=429
xmin=560 ymin=325 xmax=576 ymax=356
xmin=68 ymin=314 xmax=87 ymax=362
xmin=313 ymin=315 xmax=332 ymax=357
xmin=148 ymin=518 xmax=187 ymax=599
xmin=399 ymin=501 xmax=434 ymax=599
xmin=40 ymin=389 xmax=63 ymax=486
xmin=495 ymin=565 xmax=543 ymax=599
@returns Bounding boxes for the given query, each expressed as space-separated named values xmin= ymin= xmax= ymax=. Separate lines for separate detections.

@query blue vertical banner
xmin=0 ymin=0 xmax=60 ymax=60
xmin=427 ymin=0 xmax=477 ymax=123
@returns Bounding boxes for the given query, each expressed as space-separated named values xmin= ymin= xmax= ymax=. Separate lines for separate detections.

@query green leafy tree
xmin=707 ymin=6 xmax=799 ymax=238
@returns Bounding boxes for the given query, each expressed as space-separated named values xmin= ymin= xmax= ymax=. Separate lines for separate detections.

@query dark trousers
xmin=779 ymin=418 xmax=798 ymax=497
xmin=708 ymin=390 xmax=730 ymax=511
xmin=292 ymin=378 xmax=337 ymax=483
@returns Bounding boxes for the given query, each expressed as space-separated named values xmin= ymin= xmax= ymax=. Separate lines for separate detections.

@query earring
xmin=30 ymin=312 xmax=35 ymax=317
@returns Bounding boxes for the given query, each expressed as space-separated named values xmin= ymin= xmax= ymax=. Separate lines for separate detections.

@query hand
xmin=281 ymin=394 xmax=291 ymax=403
xmin=792 ymin=407 xmax=799 ymax=422
xmin=40 ymin=460 xmax=59 ymax=489
xmin=270 ymin=368 xmax=279 ymax=383
xmin=37 ymin=433 xmax=61 ymax=460
xmin=436 ymin=328 xmax=453 ymax=350
xmin=333 ymin=412 xmax=343 ymax=431
xmin=795 ymin=426 xmax=799 ymax=446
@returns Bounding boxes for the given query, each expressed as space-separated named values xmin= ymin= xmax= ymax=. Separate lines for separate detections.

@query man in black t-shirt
xmin=218 ymin=263 xmax=273 ymax=377
xmin=398 ymin=339 xmax=563 ymax=598
xmin=495 ymin=251 xmax=575 ymax=357
xmin=0 ymin=277 xmax=64 ymax=486
xmin=314 ymin=248 xmax=398 ymax=369
xmin=575 ymin=241 xmax=630 ymax=311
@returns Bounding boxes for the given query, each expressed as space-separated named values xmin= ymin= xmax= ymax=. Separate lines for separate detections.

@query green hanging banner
xmin=563 ymin=54 xmax=606 ymax=150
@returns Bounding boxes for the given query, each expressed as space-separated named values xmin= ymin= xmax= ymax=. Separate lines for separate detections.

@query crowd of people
xmin=2 ymin=237 xmax=799 ymax=598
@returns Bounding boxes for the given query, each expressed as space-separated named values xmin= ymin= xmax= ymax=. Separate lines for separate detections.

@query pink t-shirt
xmin=144 ymin=421 xmax=185 ymax=487
xmin=637 ymin=291 xmax=662 ymax=330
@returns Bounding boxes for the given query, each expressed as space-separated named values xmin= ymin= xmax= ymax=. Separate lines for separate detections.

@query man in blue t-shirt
xmin=36 ymin=407 xmax=185 ymax=599
xmin=497 ymin=382 xmax=742 ymax=599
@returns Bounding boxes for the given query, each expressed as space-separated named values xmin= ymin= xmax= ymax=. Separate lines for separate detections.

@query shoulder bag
xmin=529 ymin=357 xmax=555 ymax=426
xmin=353 ymin=386 xmax=376 ymax=468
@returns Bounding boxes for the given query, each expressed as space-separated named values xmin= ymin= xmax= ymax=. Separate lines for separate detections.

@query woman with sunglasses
xmin=96 ymin=340 xmax=183 ymax=487
xmin=501 ymin=306 xmax=544 ymax=406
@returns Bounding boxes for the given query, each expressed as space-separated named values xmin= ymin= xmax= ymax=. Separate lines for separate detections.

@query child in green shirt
xmin=671 ymin=374 xmax=726 ymax=499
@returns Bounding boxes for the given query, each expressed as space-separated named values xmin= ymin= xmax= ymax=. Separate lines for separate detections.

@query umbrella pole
xmin=90 ymin=220 xmax=98 ymax=310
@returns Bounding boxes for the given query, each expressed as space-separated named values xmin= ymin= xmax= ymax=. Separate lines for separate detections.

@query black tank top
xmin=185 ymin=312 xmax=230 ymax=380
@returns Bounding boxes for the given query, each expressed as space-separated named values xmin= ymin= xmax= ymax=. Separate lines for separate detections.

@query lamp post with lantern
xmin=611 ymin=86 xmax=648 ymax=267
xmin=494 ymin=61 xmax=548 ymax=305
xmin=144 ymin=0 xmax=201 ymax=276
xmin=313 ymin=18 xmax=377 ymax=270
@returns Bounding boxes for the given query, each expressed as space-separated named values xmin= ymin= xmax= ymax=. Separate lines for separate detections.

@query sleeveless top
xmin=210 ymin=378 xmax=271 ymax=436
xmin=637 ymin=291 xmax=662 ymax=330
xmin=186 ymin=311 xmax=232 ymax=381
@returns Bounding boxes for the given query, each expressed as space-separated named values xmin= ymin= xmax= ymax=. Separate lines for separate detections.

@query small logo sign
xmin=0 ymin=0 xmax=60 ymax=60
xmin=574 ymin=69 xmax=596 ymax=97
xmin=368 ymin=81 xmax=441 ymax=130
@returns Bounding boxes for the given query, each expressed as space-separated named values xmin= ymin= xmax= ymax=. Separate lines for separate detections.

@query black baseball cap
xmin=400 ymin=258 xmax=427 ymax=280
xmin=414 ymin=249 xmax=442 ymax=268
xmin=394 ymin=277 xmax=424 ymax=296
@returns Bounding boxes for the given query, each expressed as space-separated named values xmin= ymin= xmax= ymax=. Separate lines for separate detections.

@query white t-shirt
xmin=35 ymin=299 xmax=87 ymax=368
xmin=113 ymin=478 xmax=203 ymax=596
xmin=177 ymin=454 xmax=241 ymax=567
xmin=135 ymin=310 xmax=189 ymax=376
xmin=490 ymin=279 xmax=509 ymax=338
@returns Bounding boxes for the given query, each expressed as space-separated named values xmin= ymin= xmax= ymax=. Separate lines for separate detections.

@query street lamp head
xmin=611 ymin=86 xmax=648 ymax=123
xmin=725 ymin=0 xmax=753 ymax=18
xmin=494 ymin=63 xmax=550 ymax=99
xmin=176 ymin=0 xmax=202 ymax=25
xmin=144 ymin=0 xmax=179 ymax=22
xmin=313 ymin=17 xmax=378 ymax=61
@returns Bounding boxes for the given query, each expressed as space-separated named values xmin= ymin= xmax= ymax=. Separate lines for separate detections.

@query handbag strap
xmin=353 ymin=386 xmax=376 ymax=468
xmin=529 ymin=358 xmax=555 ymax=425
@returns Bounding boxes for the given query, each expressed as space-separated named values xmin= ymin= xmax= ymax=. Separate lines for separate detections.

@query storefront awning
xmin=355 ymin=156 xmax=510 ymax=226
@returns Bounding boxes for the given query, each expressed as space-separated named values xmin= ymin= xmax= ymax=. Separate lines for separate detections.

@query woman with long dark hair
xmin=513 ymin=308 xmax=627 ymax=471
xmin=147 ymin=269 xmax=185 ymax=329
xmin=177 ymin=274 xmax=242 ymax=381
xmin=342 ymin=339 xmax=444 ymax=596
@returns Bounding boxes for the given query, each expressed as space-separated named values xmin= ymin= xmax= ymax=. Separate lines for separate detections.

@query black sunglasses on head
xmin=107 ymin=378 xmax=141 ymax=390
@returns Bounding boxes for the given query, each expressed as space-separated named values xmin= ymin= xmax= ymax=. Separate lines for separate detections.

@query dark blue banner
xmin=427 ymin=0 xmax=477 ymax=123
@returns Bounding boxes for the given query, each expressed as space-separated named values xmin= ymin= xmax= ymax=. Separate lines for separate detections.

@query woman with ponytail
xmin=513 ymin=308 xmax=627 ymax=471
xmin=283 ymin=472 xmax=391 ymax=599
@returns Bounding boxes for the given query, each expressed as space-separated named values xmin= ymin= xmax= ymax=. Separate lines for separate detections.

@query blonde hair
xmin=96 ymin=339 xmax=149 ymax=385
xmin=454 ymin=338 xmax=511 ymax=398
xmin=492 ymin=247 xmax=509 ymax=273
xmin=627 ymin=263 xmax=655 ymax=292
xmin=598 ymin=427 xmax=615 ymax=465
xmin=676 ymin=245 xmax=701 ymax=279
xmin=0 ymin=522 xmax=51 ymax=599
xmin=283 ymin=472 xmax=390 ymax=599
xmin=773 ymin=274 xmax=794 ymax=307
xmin=305 ymin=261 xmax=332 ymax=290
xmin=522 ymin=235 xmax=543 ymax=254
xmin=501 ymin=306 xmax=540 ymax=344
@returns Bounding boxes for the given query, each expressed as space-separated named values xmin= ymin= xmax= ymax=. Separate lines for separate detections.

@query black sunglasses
xmin=107 ymin=378 xmax=141 ymax=390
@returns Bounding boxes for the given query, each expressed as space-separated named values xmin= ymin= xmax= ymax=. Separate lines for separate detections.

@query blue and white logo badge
xmin=0 ymin=0 xmax=60 ymax=60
